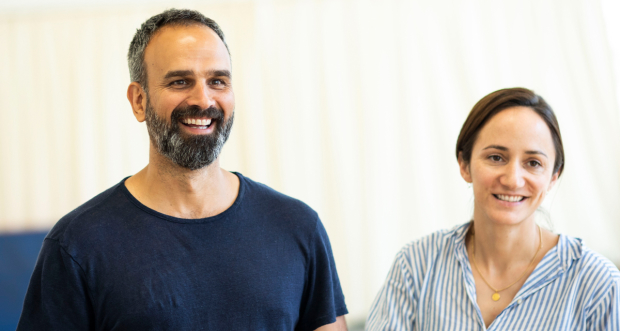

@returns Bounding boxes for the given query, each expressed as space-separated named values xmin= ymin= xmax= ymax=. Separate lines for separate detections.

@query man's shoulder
xmin=235 ymin=173 xmax=323 ymax=237
xmin=47 ymin=178 xmax=129 ymax=243
xmin=237 ymin=173 xmax=318 ymax=218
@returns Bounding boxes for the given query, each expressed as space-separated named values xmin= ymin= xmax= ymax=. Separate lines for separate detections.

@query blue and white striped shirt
xmin=366 ymin=222 xmax=620 ymax=330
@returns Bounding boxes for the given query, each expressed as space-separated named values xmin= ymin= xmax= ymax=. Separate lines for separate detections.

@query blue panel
xmin=0 ymin=231 xmax=47 ymax=331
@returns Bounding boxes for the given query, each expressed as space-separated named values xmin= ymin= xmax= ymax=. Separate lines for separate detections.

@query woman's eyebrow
xmin=483 ymin=145 xmax=548 ymax=158
xmin=525 ymin=150 xmax=548 ymax=158
xmin=483 ymin=145 xmax=507 ymax=151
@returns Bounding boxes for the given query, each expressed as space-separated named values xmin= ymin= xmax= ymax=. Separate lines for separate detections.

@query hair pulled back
xmin=456 ymin=87 xmax=564 ymax=176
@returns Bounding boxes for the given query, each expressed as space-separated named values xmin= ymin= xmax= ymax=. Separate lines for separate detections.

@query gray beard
xmin=144 ymin=99 xmax=234 ymax=170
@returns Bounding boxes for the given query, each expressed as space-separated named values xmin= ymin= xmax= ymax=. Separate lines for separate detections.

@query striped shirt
xmin=366 ymin=222 xmax=620 ymax=330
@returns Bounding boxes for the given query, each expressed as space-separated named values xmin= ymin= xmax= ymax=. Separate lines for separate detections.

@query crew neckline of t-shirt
xmin=118 ymin=171 xmax=246 ymax=224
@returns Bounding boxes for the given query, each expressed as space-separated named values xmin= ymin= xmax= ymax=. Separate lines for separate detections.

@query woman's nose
xmin=500 ymin=162 xmax=525 ymax=189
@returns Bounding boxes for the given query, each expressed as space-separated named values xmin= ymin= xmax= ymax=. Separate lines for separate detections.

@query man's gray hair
xmin=127 ymin=8 xmax=229 ymax=90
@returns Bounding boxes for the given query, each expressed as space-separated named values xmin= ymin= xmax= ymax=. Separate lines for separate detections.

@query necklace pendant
xmin=492 ymin=293 xmax=501 ymax=301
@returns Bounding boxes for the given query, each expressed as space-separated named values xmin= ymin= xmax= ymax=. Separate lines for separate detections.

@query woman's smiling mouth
xmin=493 ymin=194 xmax=526 ymax=202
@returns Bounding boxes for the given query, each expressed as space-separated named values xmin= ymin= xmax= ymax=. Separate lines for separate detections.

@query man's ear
xmin=127 ymin=82 xmax=147 ymax=122
xmin=458 ymin=152 xmax=472 ymax=183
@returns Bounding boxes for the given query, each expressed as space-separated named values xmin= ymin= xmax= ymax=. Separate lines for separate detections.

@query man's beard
xmin=144 ymin=98 xmax=234 ymax=171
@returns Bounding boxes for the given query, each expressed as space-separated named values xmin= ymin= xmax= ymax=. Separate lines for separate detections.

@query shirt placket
xmin=487 ymin=247 xmax=567 ymax=330
xmin=454 ymin=230 xmax=488 ymax=331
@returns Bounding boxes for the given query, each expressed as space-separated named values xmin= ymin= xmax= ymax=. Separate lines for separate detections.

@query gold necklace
xmin=471 ymin=225 xmax=542 ymax=302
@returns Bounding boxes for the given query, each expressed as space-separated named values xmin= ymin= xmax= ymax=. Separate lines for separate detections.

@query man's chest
xmin=81 ymin=229 xmax=308 ymax=330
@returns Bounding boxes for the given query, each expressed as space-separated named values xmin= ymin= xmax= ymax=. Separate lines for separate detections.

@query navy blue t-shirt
xmin=17 ymin=173 xmax=347 ymax=330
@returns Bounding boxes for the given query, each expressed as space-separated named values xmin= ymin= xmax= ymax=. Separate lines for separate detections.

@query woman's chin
xmin=478 ymin=210 xmax=536 ymax=227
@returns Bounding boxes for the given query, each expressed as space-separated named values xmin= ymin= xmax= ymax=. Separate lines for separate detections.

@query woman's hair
xmin=455 ymin=87 xmax=565 ymax=176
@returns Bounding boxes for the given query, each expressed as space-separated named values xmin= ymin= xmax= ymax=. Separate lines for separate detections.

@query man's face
xmin=142 ymin=24 xmax=234 ymax=170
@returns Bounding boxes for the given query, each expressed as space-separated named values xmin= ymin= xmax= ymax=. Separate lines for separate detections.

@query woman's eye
xmin=528 ymin=160 xmax=542 ymax=167
xmin=489 ymin=155 xmax=503 ymax=162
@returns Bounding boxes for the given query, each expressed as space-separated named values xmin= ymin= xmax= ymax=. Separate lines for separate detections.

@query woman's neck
xmin=469 ymin=219 xmax=541 ymax=272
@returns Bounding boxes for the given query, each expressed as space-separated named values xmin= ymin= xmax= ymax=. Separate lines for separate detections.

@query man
xmin=18 ymin=9 xmax=347 ymax=330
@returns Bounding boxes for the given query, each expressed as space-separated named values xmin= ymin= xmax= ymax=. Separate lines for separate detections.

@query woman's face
xmin=459 ymin=106 xmax=559 ymax=226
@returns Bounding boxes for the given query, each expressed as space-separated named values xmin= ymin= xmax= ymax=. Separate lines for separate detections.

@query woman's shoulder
xmin=396 ymin=222 xmax=470 ymax=265
xmin=558 ymin=234 xmax=619 ymax=276
xmin=557 ymin=233 xmax=620 ymax=298
xmin=572 ymin=239 xmax=620 ymax=280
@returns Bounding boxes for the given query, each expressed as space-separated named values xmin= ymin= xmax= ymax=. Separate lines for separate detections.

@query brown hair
xmin=456 ymin=87 xmax=564 ymax=176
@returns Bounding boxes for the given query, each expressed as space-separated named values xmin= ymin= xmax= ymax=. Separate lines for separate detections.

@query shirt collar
xmin=451 ymin=221 xmax=584 ymax=271
xmin=555 ymin=232 xmax=584 ymax=271
xmin=452 ymin=221 xmax=472 ymax=264
xmin=452 ymin=221 xmax=472 ymax=246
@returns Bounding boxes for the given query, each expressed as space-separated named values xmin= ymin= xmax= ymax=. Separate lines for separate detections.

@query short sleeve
xmin=296 ymin=219 xmax=348 ymax=331
xmin=586 ymin=268 xmax=620 ymax=331
xmin=366 ymin=250 xmax=417 ymax=331
xmin=17 ymin=238 xmax=94 ymax=330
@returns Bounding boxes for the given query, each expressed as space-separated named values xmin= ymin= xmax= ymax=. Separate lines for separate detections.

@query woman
xmin=366 ymin=88 xmax=620 ymax=330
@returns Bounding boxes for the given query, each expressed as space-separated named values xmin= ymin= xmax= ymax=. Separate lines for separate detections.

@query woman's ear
xmin=547 ymin=170 xmax=560 ymax=192
xmin=458 ymin=152 xmax=472 ymax=183
xmin=127 ymin=82 xmax=147 ymax=122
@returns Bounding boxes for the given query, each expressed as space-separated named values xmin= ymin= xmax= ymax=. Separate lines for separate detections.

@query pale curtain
xmin=1 ymin=0 xmax=619 ymax=321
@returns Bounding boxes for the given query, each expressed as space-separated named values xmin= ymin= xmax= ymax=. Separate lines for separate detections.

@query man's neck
xmin=125 ymin=150 xmax=240 ymax=219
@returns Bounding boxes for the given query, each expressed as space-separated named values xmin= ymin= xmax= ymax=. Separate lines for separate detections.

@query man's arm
xmin=17 ymin=238 xmax=94 ymax=330
xmin=315 ymin=315 xmax=347 ymax=331
xmin=298 ymin=218 xmax=348 ymax=330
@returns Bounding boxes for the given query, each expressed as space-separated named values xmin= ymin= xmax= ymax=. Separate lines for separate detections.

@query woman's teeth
xmin=495 ymin=194 xmax=525 ymax=202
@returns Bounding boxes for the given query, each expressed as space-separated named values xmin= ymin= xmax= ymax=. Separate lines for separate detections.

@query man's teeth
xmin=182 ymin=118 xmax=212 ymax=126
xmin=496 ymin=194 xmax=525 ymax=202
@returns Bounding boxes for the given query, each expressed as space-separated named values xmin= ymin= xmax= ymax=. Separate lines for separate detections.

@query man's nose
xmin=500 ymin=161 xmax=526 ymax=189
xmin=187 ymin=82 xmax=216 ymax=109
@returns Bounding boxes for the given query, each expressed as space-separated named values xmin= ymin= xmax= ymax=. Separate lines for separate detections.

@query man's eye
xmin=211 ymin=79 xmax=230 ymax=88
xmin=170 ymin=80 xmax=188 ymax=86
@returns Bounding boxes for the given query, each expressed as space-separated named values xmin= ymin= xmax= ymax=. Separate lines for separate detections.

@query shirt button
xmin=517 ymin=299 xmax=523 ymax=304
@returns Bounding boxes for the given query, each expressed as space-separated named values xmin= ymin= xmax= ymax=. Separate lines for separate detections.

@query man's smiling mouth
xmin=181 ymin=117 xmax=213 ymax=129
xmin=493 ymin=194 xmax=526 ymax=202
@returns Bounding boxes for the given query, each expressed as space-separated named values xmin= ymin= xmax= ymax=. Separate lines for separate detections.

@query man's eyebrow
xmin=209 ymin=70 xmax=231 ymax=78
xmin=163 ymin=69 xmax=231 ymax=80
xmin=164 ymin=70 xmax=194 ymax=79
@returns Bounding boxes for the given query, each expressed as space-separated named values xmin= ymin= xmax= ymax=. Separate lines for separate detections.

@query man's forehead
xmin=144 ymin=24 xmax=231 ymax=76
xmin=151 ymin=23 xmax=218 ymax=42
